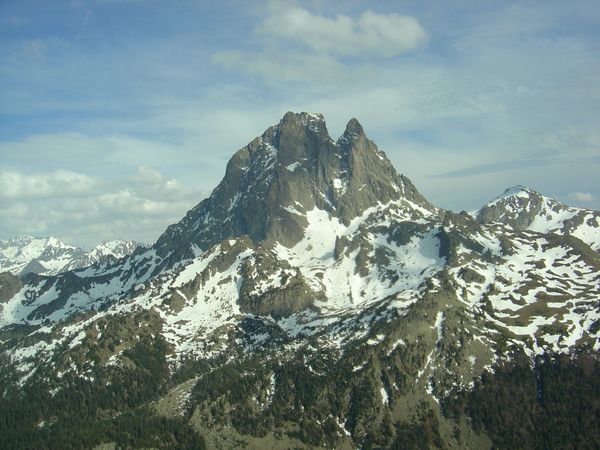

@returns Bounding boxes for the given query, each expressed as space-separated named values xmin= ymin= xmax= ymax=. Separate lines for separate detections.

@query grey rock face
xmin=237 ymin=246 xmax=319 ymax=318
xmin=154 ymin=112 xmax=433 ymax=264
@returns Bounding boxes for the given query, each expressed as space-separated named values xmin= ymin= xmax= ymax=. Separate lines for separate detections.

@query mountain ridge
xmin=1 ymin=112 xmax=599 ymax=449
xmin=0 ymin=235 xmax=147 ymax=276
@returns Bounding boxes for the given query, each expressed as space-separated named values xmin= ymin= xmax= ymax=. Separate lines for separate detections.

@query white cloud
xmin=569 ymin=192 xmax=594 ymax=202
xmin=0 ymin=167 xmax=205 ymax=247
xmin=257 ymin=8 xmax=427 ymax=57
xmin=214 ymin=7 xmax=427 ymax=82
xmin=0 ymin=170 xmax=101 ymax=199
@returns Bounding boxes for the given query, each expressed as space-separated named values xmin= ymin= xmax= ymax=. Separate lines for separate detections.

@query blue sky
xmin=1 ymin=0 xmax=599 ymax=246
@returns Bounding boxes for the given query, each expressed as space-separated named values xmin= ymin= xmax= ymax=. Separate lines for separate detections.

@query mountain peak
xmin=154 ymin=112 xmax=435 ymax=262
xmin=337 ymin=118 xmax=367 ymax=148
xmin=281 ymin=111 xmax=325 ymax=123
xmin=475 ymin=186 xmax=600 ymax=250
xmin=475 ymin=185 xmax=551 ymax=229
xmin=485 ymin=185 xmax=550 ymax=209
xmin=278 ymin=111 xmax=328 ymax=136
xmin=477 ymin=185 xmax=542 ymax=209
xmin=502 ymin=184 xmax=530 ymax=194
xmin=495 ymin=185 xmax=537 ymax=200
xmin=344 ymin=117 xmax=365 ymax=136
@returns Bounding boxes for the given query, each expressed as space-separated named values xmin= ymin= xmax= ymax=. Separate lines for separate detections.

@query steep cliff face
xmin=153 ymin=112 xmax=434 ymax=264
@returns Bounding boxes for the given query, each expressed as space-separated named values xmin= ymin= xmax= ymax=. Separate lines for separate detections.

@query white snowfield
xmin=1 ymin=200 xmax=438 ymax=374
xmin=449 ymin=230 xmax=600 ymax=357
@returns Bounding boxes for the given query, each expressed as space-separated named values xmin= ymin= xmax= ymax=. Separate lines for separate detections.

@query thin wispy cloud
xmin=432 ymin=158 xmax=552 ymax=178
xmin=7 ymin=15 xmax=27 ymax=26
xmin=22 ymin=38 xmax=45 ymax=57
xmin=570 ymin=192 xmax=594 ymax=202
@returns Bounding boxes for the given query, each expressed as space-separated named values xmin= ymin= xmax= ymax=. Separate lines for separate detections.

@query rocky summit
xmin=1 ymin=112 xmax=599 ymax=449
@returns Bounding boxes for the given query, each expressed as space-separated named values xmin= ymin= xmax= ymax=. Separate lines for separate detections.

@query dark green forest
xmin=1 ymin=335 xmax=599 ymax=449
xmin=443 ymin=350 xmax=600 ymax=450
xmin=0 ymin=336 xmax=205 ymax=450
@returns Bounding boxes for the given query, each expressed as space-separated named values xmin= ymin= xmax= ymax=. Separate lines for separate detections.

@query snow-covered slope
xmin=475 ymin=185 xmax=600 ymax=251
xmin=0 ymin=236 xmax=146 ymax=276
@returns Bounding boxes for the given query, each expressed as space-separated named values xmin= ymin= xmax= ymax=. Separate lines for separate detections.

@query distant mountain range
xmin=0 ymin=236 xmax=146 ymax=276
xmin=1 ymin=112 xmax=598 ymax=449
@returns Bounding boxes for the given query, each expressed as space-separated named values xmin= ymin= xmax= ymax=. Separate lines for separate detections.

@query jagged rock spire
xmin=154 ymin=112 xmax=433 ymax=263
xmin=341 ymin=117 xmax=365 ymax=140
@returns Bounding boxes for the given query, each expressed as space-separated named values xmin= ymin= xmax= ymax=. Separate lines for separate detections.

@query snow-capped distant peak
xmin=475 ymin=186 xmax=600 ymax=251
xmin=87 ymin=240 xmax=145 ymax=263
xmin=0 ymin=236 xmax=145 ymax=276
xmin=492 ymin=185 xmax=535 ymax=202
xmin=45 ymin=236 xmax=73 ymax=248
xmin=477 ymin=186 xmax=552 ymax=218
xmin=94 ymin=239 xmax=137 ymax=253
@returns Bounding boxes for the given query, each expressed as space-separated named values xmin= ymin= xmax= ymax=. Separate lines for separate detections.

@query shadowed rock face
xmin=0 ymin=272 xmax=22 ymax=306
xmin=154 ymin=112 xmax=432 ymax=264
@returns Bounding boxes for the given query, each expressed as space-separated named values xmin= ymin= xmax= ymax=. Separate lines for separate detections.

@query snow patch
xmin=286 ymin=162 xmax=301 ymax=172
